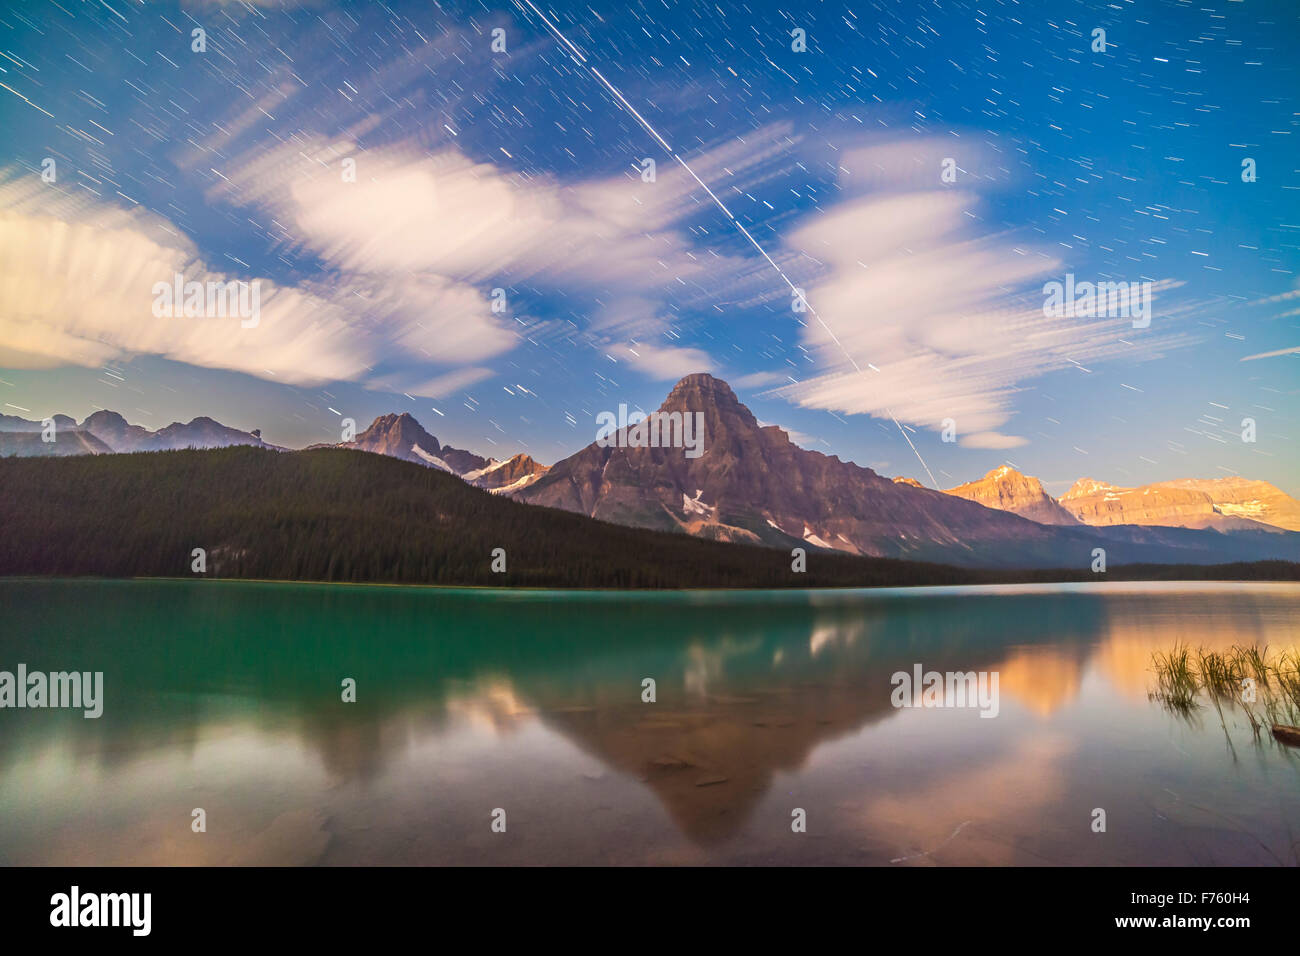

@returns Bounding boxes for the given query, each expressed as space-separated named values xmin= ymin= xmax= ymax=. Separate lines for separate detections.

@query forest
xmin=2 ymin=446 xmax=1297 ymax=589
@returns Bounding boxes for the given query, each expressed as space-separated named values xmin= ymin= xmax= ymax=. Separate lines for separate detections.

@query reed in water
xmin=1150 ymin=643 xmax=1300 ymax=743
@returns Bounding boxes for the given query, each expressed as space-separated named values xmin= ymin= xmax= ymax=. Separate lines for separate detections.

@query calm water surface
xmin=1 ymin=579 xmax=1297 ymax=865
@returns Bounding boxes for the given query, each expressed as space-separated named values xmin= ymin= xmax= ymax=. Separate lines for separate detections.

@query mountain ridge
xmin=4 ymin=376 xmax=1296 ymax=545
xmin=512 ymin=373 xmax=1300 ymax=567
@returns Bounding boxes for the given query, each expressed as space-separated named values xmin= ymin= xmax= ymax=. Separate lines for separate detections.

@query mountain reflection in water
xmin=0 ymin=580 xmax=1297 ymax=866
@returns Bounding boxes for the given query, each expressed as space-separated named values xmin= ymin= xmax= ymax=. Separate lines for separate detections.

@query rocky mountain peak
xmin=1062 ymin=477 xmax=1114 ymax=501
xmin=352 ymin=412 xmax=443 ymax=464
xmin=464 ymin=452 xmax=550 ymax=492
xmin=82 ymin=410 xmax=128 ymax=428
xmin=660 ymin=373 xmax=756 ymax=428
xmin=944 ymin=466 xmax=1079 ymax=526
xmin=348 ymin=412 xmax=490 ymax=475
xmin=360 ymin=412 xmax=435 ymax=442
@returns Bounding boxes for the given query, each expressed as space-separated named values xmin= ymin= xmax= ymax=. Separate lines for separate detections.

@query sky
xmin=0 ymin=0 xmax=1297 ymax=495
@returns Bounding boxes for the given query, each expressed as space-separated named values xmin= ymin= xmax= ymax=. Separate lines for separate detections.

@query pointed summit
xmin=349 ymin=412 xmax=490 ymax=475
xmin=663 ymin=372 xmax=739 ymax=403
xmin=944 ymin=466 xmax=1079 ymax=526
xmin=658 ymin=372 xmax=757 ymax=428
xmin=352 ymin=413 xmax=448 ymax=469
xmin=81 ymin=409 xmax=152 ymax=451
xmin=1061 ymin=477 xmax=1114 ymax=501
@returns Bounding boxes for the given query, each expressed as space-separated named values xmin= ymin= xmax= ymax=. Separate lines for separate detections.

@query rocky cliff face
xmin=514 ymin=373 xmax=1068 ymax=562
xmin=945 ymin=466 xmax=1079 ymax=526
xmin=1156 ymin=478 xmax=1300 ymax=532
xmin=1059 ymin=477 xmax=1296 ymax=532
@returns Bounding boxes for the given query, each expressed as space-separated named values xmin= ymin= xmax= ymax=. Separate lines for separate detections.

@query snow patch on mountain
xmin=462 ymin=459 xmax=506 ymax=482
xmin=488 ymin=471 xmax=546 ymax=494
xmin=683 ymin=489 xmax=716 ymax=518
xmin=802 ymin=526 xmax=833 ymax=549
xmin=410 ymin=444 xmax=454 ymax=472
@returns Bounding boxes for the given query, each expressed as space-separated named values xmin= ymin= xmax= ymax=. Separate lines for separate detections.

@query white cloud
xmin=0 ymin=173 xmax=511 ymax=397
xmin=609 ymin=341 xmax=714 ymax=381
xmin=961 ymin=431 xmax=1029 ymax=450
xmin=206 ymin=136 xmax=768 ymax=299
xmin=197 ymin=126 xmax=807 ymax=385
xmin=732 ymin=370 xmax=793 ymax=390
xmin=768 ymin=169 xmax=1192 ymax=440
xmin=365 ymin=366 xmax=494 ymax=398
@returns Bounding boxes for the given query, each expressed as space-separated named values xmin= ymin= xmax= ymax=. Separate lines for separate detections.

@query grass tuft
xmin=1150 ymin=643 xmax=1300 ymax=737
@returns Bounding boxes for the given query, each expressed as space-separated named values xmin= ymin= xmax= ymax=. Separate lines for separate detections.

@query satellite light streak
xmin=513 ymin=0 xmax=938 ymax=486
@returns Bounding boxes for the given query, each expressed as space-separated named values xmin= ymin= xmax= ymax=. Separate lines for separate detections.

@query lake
xmin=1 ymin=578 xmax=1297 ymax=865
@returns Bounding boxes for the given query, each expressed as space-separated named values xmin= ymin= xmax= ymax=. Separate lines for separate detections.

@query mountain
xmin=1150 ymin=478 xmax=1300 ymax=532
xmin=0 ymin=408 xmax=275 ymax=456
xmin=2 ymin=445 xmax=1295 ymax=587
xmin=463 ymin=453 xmax=549 ymax=493
xmin=0 ymin=413 xmax=76 ymax=433
xmin=4 ymin=407 xmax=527 ymax=487
xmin=0 ymin=413 xmax=108 ymax=457
xmin=347 ymin=412 xmax=449 ymax=469
xmin=0 ymin=428 xmax=112 ymax=457
xmin=5 ymin=385 xmax=1295 ymax=568
xmin=1059 ymin=477 xmax=1298 ymax=533
xmin=514 ymin=374 xmax=1300 ymax=568
xmin=344 ymin=412 xmax=490 ymax=475
xmin=88 ymin=411 xmax=274 ymax=453
xmin=506 ymin=375 xmax=1089 ymax=565
xmin=79 ymin=410 xmax=156 ymax=451
xmin=944 ymin=466 xmax=1079 ymax=526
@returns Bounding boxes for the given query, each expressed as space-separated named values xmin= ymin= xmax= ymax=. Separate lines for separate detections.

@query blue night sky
xmin=1 ymin=0 xmax=1297 ymax=494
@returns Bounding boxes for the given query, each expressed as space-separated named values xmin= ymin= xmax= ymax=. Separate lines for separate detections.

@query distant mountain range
xmin=1060 ymin=475 xmax=1300 ymax=532
xmin=0 ymin=409 xmax=274 ymax=456
xmin=4 ymin=372 xmax=1298 ymax=569
xmin=0 ymin=406 xmax=551 ymax=494
xmin=948 ymin=467 xmax=1300 ymax=534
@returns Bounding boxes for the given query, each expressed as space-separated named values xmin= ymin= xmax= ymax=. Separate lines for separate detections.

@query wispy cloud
xmin=1240 ymin=345 xmax=1300 ymax=362
xmin=759 ymin=141 xmax=1195 ymax=447
xmin=0 ymin=172 xmax=510 ymax=397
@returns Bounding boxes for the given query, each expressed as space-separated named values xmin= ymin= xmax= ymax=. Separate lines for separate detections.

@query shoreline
xmin=3 ymin=573 xmax=1299 ymax=598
